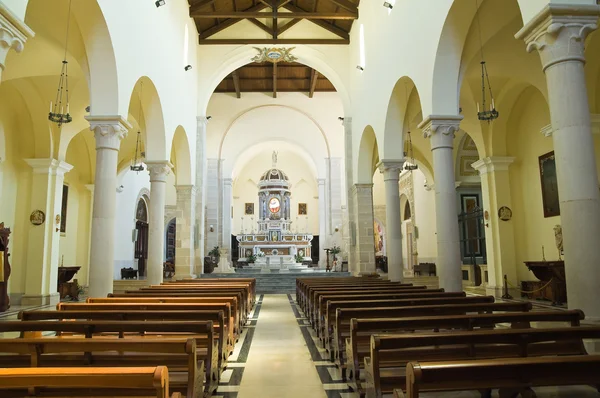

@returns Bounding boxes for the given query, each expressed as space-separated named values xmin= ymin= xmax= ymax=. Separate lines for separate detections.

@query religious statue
xmin=272 ymin=150 xmax=278 ymax=167
xmin=553 ymin=224 xmax=563 ymax=260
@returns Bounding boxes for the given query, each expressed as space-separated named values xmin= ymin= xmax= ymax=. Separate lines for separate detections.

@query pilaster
xmin=318 ymin=178 xmax=327 ymax=267
xmin=205 ymin=158 xmax=220 ymax=253
xmin=351 ymin=183 xmax=376 ymax=275
xmin=343 ymin=117 xmax=357 ymax=270
xmin=175 ymin=184 xmax=196 ymax=279
xmin=195 ymin=116 xmax=209 ymax=273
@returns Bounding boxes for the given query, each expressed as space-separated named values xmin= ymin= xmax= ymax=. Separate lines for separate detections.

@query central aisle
xmin=237 ymin=294 xmax=327 ymax=398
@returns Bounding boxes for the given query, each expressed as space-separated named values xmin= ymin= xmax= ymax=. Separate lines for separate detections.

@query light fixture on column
xmin=48 ymin=0 xmax=73 ymax=128
xmin=403 ymin=130 xmax=418 ymax=171
xmin=383 ymin=2 xmax=393 ymax=9
xmin=130 ymin=82 xmax=145 ymax=172
xmin=356 ymin=65 xmax=364 ymax=71
xmin=474 ymin=0 xmax=498 ymax=122
xmin=155 ymin=0 xmax=165 ymax=7
xmin=209 ymin=225 xmax=214 ymax=232
xmin=184 ymin=65 xmax=192 ymax=71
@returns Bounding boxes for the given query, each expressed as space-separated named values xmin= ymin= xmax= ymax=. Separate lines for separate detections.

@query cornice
xmin=471 ymin=157 xmax=515 ymax=175
xmin=0 ymin=3 xmax=34 ymax=42
xmin=516 ymin=4 xmax=600 ymax=42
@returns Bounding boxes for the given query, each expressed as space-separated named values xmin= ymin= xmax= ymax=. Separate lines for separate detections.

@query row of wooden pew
xmin=296 ymin=276 xmax=600 ymax=398
xmin=0 ymin=277 xmax=256 ymax=397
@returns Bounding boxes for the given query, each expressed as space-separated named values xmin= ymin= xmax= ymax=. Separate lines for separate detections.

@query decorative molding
xmin=176 ymin=184 xmax=197 ymax=197
xmin=85 ymin=115 xmax=131 ymax=151
xmin=541 ymin=124 xmax=554 ymax=137
xmin=251 ymin=47 xmax=297 ymax=63
xmin=377 ymin=159 xmax=405 ymax=181
xmin=471 ymin=157 xmax=516 ymax=175
xmin=541 ymin=115 xmax=600 ymax=137
xmin=418 ymin=115 xmax=463 ymax=139
xmin=0 ymin=4 xmax=34 ymax=76
xmin=24 ymin=158 xmax=73 ymax=176
xmin=146 ymin=161 xmax=173 ymax=183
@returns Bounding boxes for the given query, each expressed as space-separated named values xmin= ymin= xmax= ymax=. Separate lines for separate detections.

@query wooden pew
xmin=0 ymin=339 xmax=200 ymax=398
xmin=300 ymin=282 xmax=409 ymax=312
xmin=402 ymin=355 xmax=600 ymax=398
xmin=0 ymin=366 xmax=182 ymax=398
xmin=78 ymin=300 xmax=237 ymax=344
xmin=364 ymin=326 xmax=600 ymax=398
xmin=332 ymin=301 xmax=532 ymax=367
xmin=20 ymin=309 xmax=228 ymax=370
xmin=346 ymin=309 xmax=584 ymax=391
xmin=296 ymin=278 xmax=392 ymax=309
xmin=316 ymin=294 xmax=495 ymax=341
xmin=0 ymin=320 xmax=219 ymax=397
xmin=320 ymin=291 xmax=464 ymax=344
xmin=168 ymin=278 xmax=256 ymax=306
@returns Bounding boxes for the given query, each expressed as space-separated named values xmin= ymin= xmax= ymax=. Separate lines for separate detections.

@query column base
xmin=20 ymin=293 xmax=60 ymax=306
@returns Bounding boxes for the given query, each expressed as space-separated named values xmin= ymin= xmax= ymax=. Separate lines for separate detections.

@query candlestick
xmin=50 ymin=101 xmax=53 ymax=113
xmin=477 ymin=102 xmax=480 ymax=113
xmin=542 ymin=245 xmax=546 ymax=261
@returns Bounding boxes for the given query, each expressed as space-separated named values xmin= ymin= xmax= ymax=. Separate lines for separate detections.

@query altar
xmin=236 ymin=152 xmax=313 ymax=271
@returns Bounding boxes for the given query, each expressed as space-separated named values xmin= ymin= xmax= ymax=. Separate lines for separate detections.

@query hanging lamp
xmin=474 ymin=0 xmax=498 ymax=122
xmin=403 ymin=82 xmax=418 ymax=171
xmin=130 ymin=82 xmax=145 ymax=172
xmin=48 ymin=0 xmax=73 ymax=127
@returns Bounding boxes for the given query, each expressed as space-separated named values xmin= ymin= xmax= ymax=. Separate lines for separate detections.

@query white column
xmin=343 ymin=117 xmax=357 ymax=271
xmin=84 ymin=184 xmax=94 ymax=287
xmin=0 ymin=4 xmax=34 ymax=84
xmin=419 ymin=115 xmax=463 ymax=292
xmin=318 ymin=178 xmax=327 ymax=267
xmin=220 ymin=177 xmax=233 ymax=267
xmin=175 ymin=184 xmax=196 ymax=278
xmin=329 ymin=157 xmax=343 ymax=234
xmin=86 ymin=116 xmax=130 ymax=298
xmin=146 ymin=161 xmax=171 ymax=285
xmin=377 ymin=160 xmax=404 ymax=282
xmin=22 ymin=159 xmax=73 ymax=305
xmin=205 ymin=159 xmax=220 ymax=251
xmin=517 ymin=5 xmax=600 ymax=319
xmin=194 ymin=116 xmax=208 ymax=273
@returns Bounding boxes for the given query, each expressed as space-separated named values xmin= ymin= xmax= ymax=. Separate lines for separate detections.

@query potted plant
xmin=247 ymin=253 xmax=257 ymax=264
xmin=208 ymin=246 xmax=220 ymax=264
xmin=330 ymin=245 xmax=341 ymax=262
xmin=294 ymin=253 xmax=304 ymax=264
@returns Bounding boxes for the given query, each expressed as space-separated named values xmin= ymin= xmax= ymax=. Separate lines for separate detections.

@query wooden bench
xmin=0 ymin=320 xmax=219 ymax=397
xmin=168 ymin=278 xmax=256 ymax=306
xmin=320 ymin=291 xmax=464 ymax=344
xmin=296 ymin=278 xmax=393 ymax=309
xmin=316 ymin=294 xmax=495 ymax=340
xmin=77 ymin=300 xmax=237 ymax=345
xmin=0 ymin=339 xmax=200 ymax=398
xmin=20 ymin=309 xmax=228 ymax=370
xmin=364 ymin=326 xmax=600 ymax=398
xmin=0 ymin=366 xmax=182 ymax=398
xmin=401 ymin=355 xmax=600 ymax=398
xmin=332 ymin=301 xmax=532 ymax=367
xmin=346 ymin=309 xmax=584 ymax=391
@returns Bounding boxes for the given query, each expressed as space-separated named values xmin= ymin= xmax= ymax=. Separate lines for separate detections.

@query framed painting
xmin=298 ymin=203 xmax=307 ymax=215
xmin=244 ymin=203 xmax=254 ymax=215
xmin=539 ymin=151 xmax=560 ymax=218
xmin=60 ymin=184 xmax=69 ymax=234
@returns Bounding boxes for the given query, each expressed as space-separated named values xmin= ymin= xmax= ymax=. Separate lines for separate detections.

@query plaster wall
xmin=113 ymin=168 xmax=150 ymax=280
xmin=412 ymin=170 xmax=437 ymax=264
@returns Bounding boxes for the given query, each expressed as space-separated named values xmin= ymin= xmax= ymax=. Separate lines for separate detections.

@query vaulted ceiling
xmin=215 ymin=62 xmax=336 ymax=97
xmin=188 ymin=0 xmax=360 ymax=45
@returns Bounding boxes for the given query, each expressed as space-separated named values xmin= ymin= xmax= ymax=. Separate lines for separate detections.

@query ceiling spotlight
xmin=383 ymin=2 xmax=393 ymax=9
xmin=155 ymin=0 xmax=165 ymax=7
xmin=356 ymin=65 xmax=364 ymax=71
xmin=184 ymin=65 xmax=192 ymax=71
xmin=338 ymin=117 xmax=345 ymax=121
xmin=206 ymin=116 xmax=212 ymax=120
xmin=85 ymin=105 xmax=91 ymax=113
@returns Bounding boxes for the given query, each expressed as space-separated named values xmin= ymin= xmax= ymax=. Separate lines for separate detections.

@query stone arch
xmin=431 ymin=0 xmax=524 ymax=115
xmin=455 ymin=132 xmax=483 ymax=185
xmin=197 ymin=46 xmax=351 ymax=116
xmin=382 ymin=77 xmax=419 ymax=159
xmin=400 ymin=194 xmax=412 ymax=221
xmin=356 ymin=125 xmax=378 ymax=184
xmin=170 ymin=125 xmax=192 ymax=186
xmin=128 ymin=76 xmax=167 ymax=162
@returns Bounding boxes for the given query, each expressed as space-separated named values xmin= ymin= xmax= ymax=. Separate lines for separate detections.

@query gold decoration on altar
xmin=0 ymin=247 xmax=4 ymax=282
xmin=251 ymin=47 xmax=297 ymax=64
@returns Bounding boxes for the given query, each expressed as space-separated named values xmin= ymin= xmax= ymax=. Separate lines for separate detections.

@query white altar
xmin=236 ymin=152 xmax=314 ymax=271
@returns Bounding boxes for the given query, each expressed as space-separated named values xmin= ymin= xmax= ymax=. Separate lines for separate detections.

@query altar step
xmin=201 ymin=271 xmax=352 ymax=294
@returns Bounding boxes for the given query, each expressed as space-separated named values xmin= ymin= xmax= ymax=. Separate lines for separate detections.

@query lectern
xmin=524 ymin=260 xmax=566 ymax=306
xmin=0 ymin=223 xmax=11 ymax=312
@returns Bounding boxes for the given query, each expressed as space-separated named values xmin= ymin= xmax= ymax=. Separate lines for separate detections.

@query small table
xmin=524 ymin=261 xmax=566 ymax=306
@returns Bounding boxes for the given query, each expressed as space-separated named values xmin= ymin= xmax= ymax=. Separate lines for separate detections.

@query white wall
xmin=113 ymin=168 xmax=150 ymax=279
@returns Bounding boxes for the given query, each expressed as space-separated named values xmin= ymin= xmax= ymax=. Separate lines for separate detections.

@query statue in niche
xmin=553 ymin=224 xmax=563 ymax=260
xmin=272 ymin=151 xmax=278 ymax=168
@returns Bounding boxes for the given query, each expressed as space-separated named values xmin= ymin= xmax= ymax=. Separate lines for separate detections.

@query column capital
xmin=24 ymin=158 xmax=73 ymax=176
xmin=471 ymin=157 xmax=515 ymax=175
xmin=317 ymin=178 xmax=326 ymax=186
xmin=175 ymin=184 xmax=197 ymax=196
xmin=515 ymin=4 xmax=600 ymax=71
xmin=377 ymin=159 xmax=405 ymax=181
xmin=351 ymin=183 xmax=373 ymax=196
xmin=0 ymin=4 xmax=34 ymax=78
xmin=223 ymin=177 xmax=233 ymax=186
xmin=418 ymin=115 xmax=463 ymax=139
xmin=85 ymin=115 xmax=132 ymax=151
xmin=146 ymin=161 xmax=172 ymax=183
xmin=197 ymin=116 xmax=210 ymax=127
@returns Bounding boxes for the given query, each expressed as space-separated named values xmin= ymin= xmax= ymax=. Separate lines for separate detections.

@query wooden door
xmin=135 ymin=221 xmax=149 ymax=277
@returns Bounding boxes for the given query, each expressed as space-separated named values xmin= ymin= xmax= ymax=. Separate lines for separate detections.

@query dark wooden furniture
xmin=402 ymin=355 xmax=600 ymax=398
xmin=121 ymin=267 xmax=139 ymax=279
xmin=0 ymin=223 xmax=11 ymax=312
xmin=413 ymin=262 xmax=436 ymax=276
xmin=57 ymin=266 xmax=81 ymax=300
xmin=524 ymin=260 xmax=566 ymax=305
xmin=0 ymin=366 xmax=182 ymax=398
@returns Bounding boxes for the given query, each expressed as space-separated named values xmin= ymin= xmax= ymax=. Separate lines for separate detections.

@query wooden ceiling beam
xmin=272 ymin=62 xmax=278 ymax=98
xmin=189 ymin=0 xmax=217 ymax=14
xmin=325 ymin=0 xmax=358 ymax=13
xmin=232 ymin=71 xmax=241 ymax=99
xmin=214 ymin=88 xmax=337 ymax=93
xmin=278 ymin=18 xmax=301 ymax=34
xmin=282 ymin=4 xmax=350 ymax=39
xmin=199 ymin=38 xmax=349 ymax=44
xmin=272 ymin=0 xmax=278 ymax=39
xmin=248 ymin=18 xmax=274 ymax=35
xmin=198 ymin=3 xmax=268 ymax=39
xmin=191 ymin=11 xmax=358 ymax=19
xmin=309 ymin=69 xmax=319 ymax=98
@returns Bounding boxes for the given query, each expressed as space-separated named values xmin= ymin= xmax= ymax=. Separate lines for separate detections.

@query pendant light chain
xmin=49 ymin=0 xmax=73 ymax=127
xmin=404 ymin=81 xmax=418 ymax=171
xmin=474 ymin=0 xmax=499 ymax=122
xmin=131 ymin=82 xmax=145 ymax=172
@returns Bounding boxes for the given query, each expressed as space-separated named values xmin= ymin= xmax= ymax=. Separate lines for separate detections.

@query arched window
xmin=136 ymin=198 xmax=148 ymax=222
xmin=403 ymin=201 xmax=411 ymax=221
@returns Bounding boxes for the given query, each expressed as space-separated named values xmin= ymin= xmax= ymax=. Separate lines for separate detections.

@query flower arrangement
xmin=247 ymin=254 xmax=257 ymax=263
